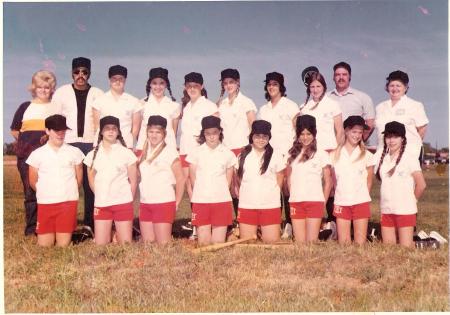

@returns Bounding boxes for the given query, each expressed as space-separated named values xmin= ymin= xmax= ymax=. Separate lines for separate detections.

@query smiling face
xmin=345 ymin=125 xmax=364 ymax=146
xmin=34 ymin=84 xmax=52 ymax=103
xmin=309 ymin=80 xmax=325 ymax=102
xmin=72 ymin=67 xmax=90 ymax=90
xmin=299 ymin=128 xmax=315 ymax=147
xmin=204 ymin=127 xmax=221 ymax=149
xmin=333 ymin=67 xmax=351 ymax=91
xmin=101 ymin=124 xmax=119 ymax=144
xmin=387 ymin=80 xmax=407 ymax=101
xmin=385 ymin=134 xmax=403 ymax=154
xmin=147 ymin=125 xmax=165 ymax=147
xmin=185 ymin=82 xmax=203 ymax=102
xmin=109 ymin=75 xmax=126 ymax=94
xmin=223 ymin=78 xmax=239 ymax=96
xmin=150 ymin=78 xmax=167 ymax=99
xmin=46 ymin=129 xmax=66 ymax=147
xmin=266 ymin=80 xmax=281 ymax=100
xmin=252 ymin=133 xmax=270 ymax=151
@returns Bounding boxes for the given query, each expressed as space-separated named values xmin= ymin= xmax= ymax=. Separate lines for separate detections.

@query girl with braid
xmin=84 ymin=116 xmax=138 ymax=245
xmin=375 ymin=121 xmax=426 ymax=247
xmin=217 ymin=68 xmax=257 ymax=222
xmin=287 ymin=115 xmax=332 ymax=243
xmin=330 ymin=116 xmax=375 ymax=245
xmin=136 ymin=68 xmax=181 ymax=155
xmin=235 ymin=120 xmax=286 ymax=243
xmin=138 ymin=115 xmax=185 ymax=244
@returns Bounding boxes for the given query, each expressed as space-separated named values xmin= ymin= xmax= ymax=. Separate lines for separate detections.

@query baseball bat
xmin=192 ymin=236 xmax=256 ymax=254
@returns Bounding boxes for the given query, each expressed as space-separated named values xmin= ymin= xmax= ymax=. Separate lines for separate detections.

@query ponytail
xmin=216 ymin=83 xmax=225 ymax=106
xmin=237 ymin=143 xmax=273 ymax=181
xmin=375 ymin=137 xmax=407 ymax=181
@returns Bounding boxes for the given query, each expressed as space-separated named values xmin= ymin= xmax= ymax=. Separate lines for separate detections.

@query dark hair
xmin=197 ymin=126 xmax=224 ymax=144
xmin=90 ymin=128 xmax=127 ymax=169
xmin=237 ymin=140 xmax=273 ymax=181
xmin=385 ymin=70 xmax=409 ymax=94
xmin=376 ymin=135 xmax=407 ymax=181
xmin=264 ymin=81 xmax=286 ymax=101
xmin=333 ymin=62 xmax=352 ymax=75
xmin=180 ymin=88 xmax=208 ymax=118
xmin=302 ymin=72 xmax=327 ymax=111
xmin=144 ymin=77 xmax=176 ymax=102
xmin=288 ymin=127 xmax=317 ymax=164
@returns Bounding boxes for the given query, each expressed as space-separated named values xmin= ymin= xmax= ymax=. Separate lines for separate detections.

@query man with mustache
xmin=328 ymin=61 xmax=375 ymax=142
xmin=52 ymin=57 xmax=104 ymax=234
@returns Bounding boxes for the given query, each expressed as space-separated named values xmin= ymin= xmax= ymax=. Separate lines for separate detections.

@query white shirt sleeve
xmin=413 ymin=101 xmax=429 ymax=127
xmin=185 ymin=148 xmax=198 ymax=165
xmin=171 ymin=102 xmax=182 ymax=119
xmin=226 ymin=150 xmax=238 ymax=169
xmin=125 ymin=148 xmax=138 ymax=165
xmin=25 ymin=150 xmax=40 ymax=168
xmin=274 ymin=152 xmax=287 ymax=172
xmin=83 ymin=150 xmax=94 ymax=167
xmin=319 ymin=150 xmax=331 ymax=167
xmin=244 ymin=98 xmax=257 ymax=113
xmin=72 ymin=147 xmax=85 ymax=165
xmin=361 ymin=93 xmax=375 ymax=120
xmin=365 ymin=151 xmax=376 ymax=167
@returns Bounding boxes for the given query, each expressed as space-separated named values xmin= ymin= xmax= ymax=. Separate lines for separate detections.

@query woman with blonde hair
xmin=10 ymin=70 xmax=57 ymax=236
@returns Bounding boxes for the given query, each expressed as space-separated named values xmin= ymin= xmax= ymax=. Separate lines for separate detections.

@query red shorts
xmin=192 ymin=202 xmax=233 ymax=226
xmin=140 ymin=202 xmax=176 ymax=223
xmin=36 ymin=201 xmax=78 ymax=234
xmin=333 ymin=202 xmax=370 ymax=220
xmin=231 ymin=148 xmax=242 ymax=157
xmin=179 ymin=154 xmax=190 ymax=168
xmin=290 ymin=202 xmax=324 ymax=219
xmin=381 ymin=213 xmax=416 ymax=228
xmin=94 ymin=202 xmax=134 ymax=221
xmin=237 ymin=208 xmax=281 ymax=226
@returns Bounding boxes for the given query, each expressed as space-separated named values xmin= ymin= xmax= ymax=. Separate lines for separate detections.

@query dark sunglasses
xmin=73 ymin=69 xmax=89 ymax=76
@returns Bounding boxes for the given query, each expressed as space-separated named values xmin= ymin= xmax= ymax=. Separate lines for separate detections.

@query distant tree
xmin=3 ymin=142 xmax=16 ymax=156
xmin=441 ymin=147 xmax=449 ymax=153
xmin=423 ymin=142 xmax=434 ymax=154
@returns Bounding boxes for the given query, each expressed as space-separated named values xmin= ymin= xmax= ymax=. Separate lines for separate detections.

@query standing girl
xmin=375 ymin=121 xmax=426 ymax=247
xmin=84 ymin=116 xmax=138 ymax=245
xmin=10 ymin=70 xmax=57 ymax=236
xmin=331 ymin=116 xmax=375 ymax=245
xmin=138 ymin=115 xmax=185 ymax=244
xmin=217 ymin=68 xmax=257 ymax=218
xmin=186 ymin=116 xmax=236 ymax=245
xmin=235 ymin=120 xmax=286 ymax=243
xmin=258 ymin=72 xmax=299 ymax=239
xmin=287 ymin=115 xmax=332 ymax=243
xmin=136 ymin=67 xmax=181 ymax=154
xmin=92 ymin=65 xmax=141 ymax=149
xmin=27 ymin=115 xmax=84 ymax=246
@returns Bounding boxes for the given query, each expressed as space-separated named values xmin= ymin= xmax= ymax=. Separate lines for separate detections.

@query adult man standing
xmin=52 ymin=57 xmax=103 ymax=233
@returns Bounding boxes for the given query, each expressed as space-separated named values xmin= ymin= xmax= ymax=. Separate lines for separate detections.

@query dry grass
xmin=3 ymin=161 xmax=449 ymax=312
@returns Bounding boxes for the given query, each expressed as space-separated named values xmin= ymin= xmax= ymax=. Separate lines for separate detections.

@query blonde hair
xmin=28 ymin=70 xmax=57 ymax=99
xmin=138 ymin=125 xmax=167 ymax=165
xmin=333 ymin=128 xmax=366 ymax=163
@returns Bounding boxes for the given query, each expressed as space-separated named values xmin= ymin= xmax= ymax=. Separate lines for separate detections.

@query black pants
xmin=69 ymin=142 xmax=95 ymax=231
xmin=17 ymin=157 xmax=37 ymax=236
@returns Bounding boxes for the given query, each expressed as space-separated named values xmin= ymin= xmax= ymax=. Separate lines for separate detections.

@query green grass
xmin=3 ymin=160 xmax=449 ymax=312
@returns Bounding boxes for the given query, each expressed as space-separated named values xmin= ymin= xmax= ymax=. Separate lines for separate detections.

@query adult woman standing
xmin=375 ymin=70 xmax=429 ymax=159
xmin=10 ymin=70 xmax=57 ymax=236
xmin=136 ymin=67 xmax=181 ymax=154
xmin=92 ymin=65 xmax=141 ymax=149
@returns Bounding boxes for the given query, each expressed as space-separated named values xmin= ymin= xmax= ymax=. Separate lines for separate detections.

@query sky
xmin=2 ymin=0 xmax=449 ymax=148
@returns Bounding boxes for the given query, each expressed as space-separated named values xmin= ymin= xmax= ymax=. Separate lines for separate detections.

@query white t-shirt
xmin=84 ymin=142 xmax=137 ymax=207
xmin=289 ymin=150 xmax=330 ymax=202
xmin=52 ymin=84 xmax=104 ymax=143
xmin=186 ymin=143 xmax=236 ymax=203
xmin=179 ymin=96 xmax=218 ymax=155
xmin=258 ymin=96 xmax=299 ymax=155
xmin=375 ymin=95 xmax=429 ymax=157
xmin=219 ymin=92 xmax=257 ymax=150
xmin=139 ymin=143 xmax=179 ymax=204
xmin=26 ymin=143 xmax=84 ymax=204
xmin=236 ymin=149 xmax=286 ymax=209
xmin=300 ymin=94 xmax=342 ymax=152
xmin=92 ymin=90 xmax=141 ymax=148
xmin=374 ymin=150 xmax=422 ymax=215
xmin=331 ymin=146 xmax=375 ymax=206
xmin=136 ymin=94 xmax=181 ymax=150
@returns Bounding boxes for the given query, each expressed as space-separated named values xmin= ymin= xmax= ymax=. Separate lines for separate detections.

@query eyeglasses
xmin=73 ymin=69 xmax=89 ymax=76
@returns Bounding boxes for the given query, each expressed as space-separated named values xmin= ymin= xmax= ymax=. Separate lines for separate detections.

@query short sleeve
xmin=125 ymin=149 xmax=138 ymax=166
xmin=26 ymin=150 xmax=40 ymax=168
xmin=274 ymin=152 xmax=287 ymax=172
xmin=408 ymin=155 xmax=422 ymax=173
xmin=207 ymin=101 xmax=218 ymax=116
xmin=71 ymin=147 xmax=85 ymax=165
xmin=10 ymin=102 xmax=30 ymax=131
xmin=132 ymin=97 xmax=142 ymax=113
xmin=171 ymin=102 xmax=182 ymax=119
xmin=83 ymin=150 xmax=94 ymax=167
xmin=167 ymin=147 xmax=180 ymax=164
xmin=365 ymin=151 xmax=376 ymax=167
xmin=288 ymin=100 xmax=300 ymax=118
xmin=413 ymin=101 xmax=429 ymax=127
xmin=330 ymin=98 xmax=342 ymax=117
xmin=319 ymin=150 xmax=331 ymax=167
xmin=91 ymin=98 xmax=101 ymax=111
xmin=243 ymin=98 xmax=257 ymax=113
xmin=360 ymin=93 xmax=375 ymax=120
xmin=225 ymin=150 xmax=238 ymax=169
xmin=185 ymin=148 xmax=198 ymax=165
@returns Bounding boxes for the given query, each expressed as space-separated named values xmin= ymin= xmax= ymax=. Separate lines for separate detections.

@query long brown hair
xmin=301 ymin=72 xmax=327 ymax=111
xmin=376 ymin=136 xmax=407 ymax=181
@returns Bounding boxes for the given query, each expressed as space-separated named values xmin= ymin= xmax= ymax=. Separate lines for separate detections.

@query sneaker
xmin=189 ymin=226 xmax=197 ymax=240
xmin=429 ymin=231 xmax=448 ymax=244
xmin=328 ymin=221 xmax=337 ymax=241
xmin=415 ymin=238 xmax=440 ymax=249
xmin=281 ymin=223 xmax=293 ymax=240
xmin=181 ymin=221 xmax=193 ymax=231
xmin=417 ymin=230 xmax=429 ymax=240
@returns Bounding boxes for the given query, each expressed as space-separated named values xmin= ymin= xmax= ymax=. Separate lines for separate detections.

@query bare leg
xmin=55 ymin=233 xmax=72 ymax=247
xmin=261 ymin=224 xmax=281 ymax=243
xmin=94 ymin=220 xmax=113 ymax=245
xmin=154 ymin=223 xmax=173 ymax=245
xmin=211 ymin=226 xmax=228 ymax=244
xmin=114 ymin=220 xmax=133 ymax=244
xmin=197 ymin=225 xmax=212 ymax=246
xmin=292 ymin=219 xmax=306 ymax=243
xmin=398 ymin=226 xmax=415 ymax=248
xmin=353 ymin=218 xmax=369 ymax=245
xmin=336 ymin=218 xmax=351 ymax=245
xmin=381 ymin=226 xmax=397 ymax=245
xmin=239 ymin=223 xmax=257 ymax=240
xmin=140 ymin=221 xmax=156 ymax=243
xmin=37 ymin=233 xmax=55 ymax=247
xmin=306 ymin=218 xmax=322 ymax=242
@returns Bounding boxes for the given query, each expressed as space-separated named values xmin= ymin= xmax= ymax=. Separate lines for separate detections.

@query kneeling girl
xmin=138 ymin=115 xmax=185 ymax=244
xmin=186 ymin=116 xmax=236 ymax=245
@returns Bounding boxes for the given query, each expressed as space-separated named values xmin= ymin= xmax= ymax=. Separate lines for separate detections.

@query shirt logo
xmin=395 ymin=108 xmax=405 ymax=116
xmin=334 ymin=205 xmax=343 ymax=214
xmin=94 ymin=208 xmax=100 ymax=216
xmin=290 ymin=206 xmax=297 ymax=216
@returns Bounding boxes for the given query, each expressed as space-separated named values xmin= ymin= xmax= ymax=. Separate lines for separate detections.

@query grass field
xmin=3 ymin=157 xmax=449 ymax=312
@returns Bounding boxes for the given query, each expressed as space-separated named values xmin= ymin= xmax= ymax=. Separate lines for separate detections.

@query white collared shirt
xmin=179 ymin=96 xmax=218 ymax=155
xmin=186 ymin=143 xmax=236 ymax=203
xmin=92 ymin=90 xmax=141 ymax=148
xmin=328 ymin=87 xmax=375 ymax=121
xmin=331 ymin=146 xmax=375 ymax=206
xmin=52 ymin=84 xmax=104 ymax=143
xmin=258 ymin=96 xmax=299 ymax=155
xmin=289 ymin=150 xmax=330 ymax=202
xmin=139 ymin=143 xmax=179 ymax=204
xmin=26 ymin=143 xmax=84 ymax=204
xmin=300 ymin=94 xmax=342 ymax=151
xmin=219 ymin=92 xmax=257 ymax=150
xmin=136 ymin=94 xmax=182 ymax=150
xmin=374 ymin=150 xmax=421 ymax=215
xmin=236 ymin=149 xmax=286 ymax=209
xmin=84 ymin=142 xmax=137 ymax=207
xmin=375 ymin=95 xmax=429 ymax=157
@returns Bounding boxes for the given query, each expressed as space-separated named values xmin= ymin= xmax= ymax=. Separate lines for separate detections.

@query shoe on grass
xmin=281 ymin=222 xmax=293 ymax=240
xmin=429 ymin=231 xmax=448 ymax=244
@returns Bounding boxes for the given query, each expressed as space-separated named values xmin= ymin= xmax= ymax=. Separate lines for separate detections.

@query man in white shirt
xmin=52 ymin=57 xmax=104 ymax=233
